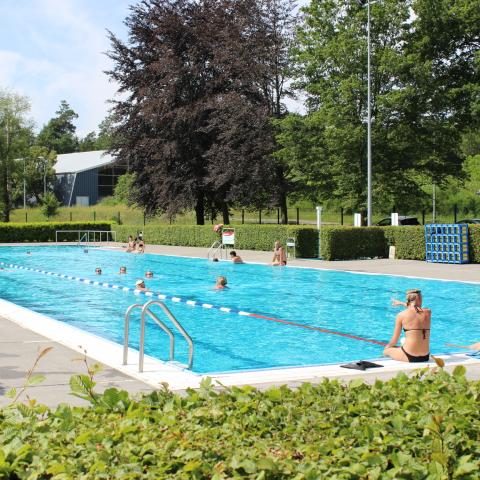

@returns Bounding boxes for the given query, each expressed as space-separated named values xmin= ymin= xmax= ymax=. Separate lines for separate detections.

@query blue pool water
xmin=0 ymin=246 xmax=478 ymax=373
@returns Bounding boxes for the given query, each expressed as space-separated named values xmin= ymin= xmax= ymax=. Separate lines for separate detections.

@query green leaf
xmin=257 ymin=458 xmax=276 ymax=471
xmin=5 ymin=388 xmax=16 ymax=399
xmin=452 ymin=365 xmax=466 ymax=378
xmin=26 ymin=374 xmax=46 ymax=387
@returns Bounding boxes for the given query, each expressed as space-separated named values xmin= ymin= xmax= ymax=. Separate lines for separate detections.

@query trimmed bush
xmin=1 ymin=369 xmax=479 ymax=478
xmin=0 ymin=222 xmax=113 ymax=243
xmin=321 ymin=226 xmax=388 ymax=260
xmin=468 ymin=225 xmax=480 ymax=263
xmin=116 ymin=224 xmax=320 ymax=258
xmin=383 ymin=226 xmax=425 ymax=260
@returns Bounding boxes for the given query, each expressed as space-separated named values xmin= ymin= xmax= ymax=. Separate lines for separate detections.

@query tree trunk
xmin=276 ymin=166 xmax=288 ymax=224
xmin=221 ymin=202 xmax=230 ymax=225
xmin=195 ymin=192 xmax=205 ymax=225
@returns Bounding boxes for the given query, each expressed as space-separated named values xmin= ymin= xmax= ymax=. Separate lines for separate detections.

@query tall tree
xmin=107 ymin=0 xmax=278 ymax=224
xmin=260 ymin=0 xmax=298 ymax=223
xmin=277 ymin=0 xmax=473 ymax=212
xmin=0 ymin=89 xmax=34 ymax=221
xmin=12 ymin=146 xmax=57 ymax=205
xmin=37 ymin=100 xmax=79 ymax=154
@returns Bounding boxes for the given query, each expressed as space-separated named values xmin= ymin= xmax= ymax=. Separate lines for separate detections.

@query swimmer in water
xmin=145 ymin=271 xmax=153 ymax=278
xmin=95 ymin=267 xmax=102 ymax=275
xmin=119 ymin=266 xmax=127 ymax=274
xmin=215 ymin=276 xmax=228 ymax=290
xmin=135 ymin=279 xmax=148 ymax=292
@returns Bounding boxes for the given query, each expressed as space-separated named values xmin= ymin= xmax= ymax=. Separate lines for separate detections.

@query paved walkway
xmin=1 ymin=243 xmax=479 ymax=407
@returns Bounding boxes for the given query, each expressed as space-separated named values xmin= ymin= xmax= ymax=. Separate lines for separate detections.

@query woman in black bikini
xmin=384 ymin=289 xmax=431 ymax=363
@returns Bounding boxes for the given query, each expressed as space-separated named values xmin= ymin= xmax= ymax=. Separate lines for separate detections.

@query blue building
xmin=54 ymin=151 xmax=127 ymax=206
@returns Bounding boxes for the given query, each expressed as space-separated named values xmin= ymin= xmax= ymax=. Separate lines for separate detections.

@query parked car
xmin=456 ymin=219 xmax=480 ymax=224
xmin=375 ymin=216 xmax=420 ymax=226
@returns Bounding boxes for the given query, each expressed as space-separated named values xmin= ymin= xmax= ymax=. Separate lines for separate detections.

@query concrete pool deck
xmin=1 ymin=242 xmax=479 ymax=407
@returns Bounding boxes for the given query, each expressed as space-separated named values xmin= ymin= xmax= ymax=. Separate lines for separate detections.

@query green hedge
xmin=321 ymin=226 xmax=388 ymax=260
xmin=0 ymin=222 xmax=113 ymax=242
xmin=468 ymin=225 xmax=480 ymax=263
xmin=1 ymin=368 xmax=479 ymax=478
xmin=116 ymin=224 xmax=320 ymax=258
xmin=383 ymin=226 xmax=425 ymax=261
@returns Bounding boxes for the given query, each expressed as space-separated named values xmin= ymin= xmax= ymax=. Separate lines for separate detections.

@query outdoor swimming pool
xmin=0 ymin=246 xmax=478 ymax=373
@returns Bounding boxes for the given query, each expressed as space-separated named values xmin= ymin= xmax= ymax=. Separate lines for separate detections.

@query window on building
xmin=97 ymin=163 xmax=128 ymax=198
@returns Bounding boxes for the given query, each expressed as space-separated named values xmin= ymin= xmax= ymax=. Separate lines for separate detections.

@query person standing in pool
xmin=384 ymin=289 xmax=431 ymax=363
xmin=229 ymin=251 xmax=243 ymax=263
xmin=271 ymin=240 xmax=287 ymax=266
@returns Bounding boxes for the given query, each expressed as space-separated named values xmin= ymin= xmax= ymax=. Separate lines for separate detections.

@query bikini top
xmin=403 ymin=327 xmax=430 ymax=340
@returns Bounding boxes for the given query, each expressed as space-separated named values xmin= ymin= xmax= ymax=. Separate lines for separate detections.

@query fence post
xmin=93 ymin=211 xmax=96 ymax=221
xmin=340 ymin=207 xmax=344 ymax=225
xmin=25 ymin=212 xmax=28 ymax=223
xmin=296 ymin=208 xmax=299 ymax=225
xmin=277 ymin=208 xmax=280 ymax=224
xmin=143 ymin=211 xmax=146 ymax=226
xmin=69 ymin=212 xmax=72 ymax=222
xmin=241 ymin=209 xmax=245 ymax=224
xmin=422 ymin=209 xmax=426 ymax=225
xmin=117 ymin=211 xmax=121 ymax=224
xmin=259 ymin=210 xmax=262 ymax=224
xmin=454 ymin=204 xmax=458 ymax=223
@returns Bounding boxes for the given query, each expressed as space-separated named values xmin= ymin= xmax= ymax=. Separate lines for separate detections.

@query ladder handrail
xmin=123 ymin=303 xmax=144 ymax=365
xmin=139 ymin=308 xmax=175 ymax=372
xmin=207 ymin=240 xmax=227 ymax=260
xmin=141 ymin=300 xmax=194 ymax=370
xmin=123 ymin=300 xmax=194 ymax=371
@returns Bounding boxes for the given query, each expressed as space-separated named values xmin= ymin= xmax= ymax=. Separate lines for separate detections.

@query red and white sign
xmin=222 ymin=228 xmax=235 ymax=245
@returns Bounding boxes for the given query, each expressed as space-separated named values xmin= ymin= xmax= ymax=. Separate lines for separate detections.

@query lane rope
xmin=0 ymin=261 xmax=387 ymax=346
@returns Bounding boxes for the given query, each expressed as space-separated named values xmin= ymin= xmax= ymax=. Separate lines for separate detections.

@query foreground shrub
xmin=0 ymin=221 xmax=113 ymax=242
xmin=0 ymin=368 xmax=478 ymax=478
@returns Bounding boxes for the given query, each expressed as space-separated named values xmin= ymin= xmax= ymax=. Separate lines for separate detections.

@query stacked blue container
xmin=425 ymin=224 xmax=469 ymax=264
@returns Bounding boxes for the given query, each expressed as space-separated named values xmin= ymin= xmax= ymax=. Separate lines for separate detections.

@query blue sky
xmin=0 ymin=0 xmax=132 ymax=135
xmin=0 ymin=0 xmax=305 ymax=137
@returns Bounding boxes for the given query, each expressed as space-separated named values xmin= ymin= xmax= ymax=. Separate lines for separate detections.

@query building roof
xmin=54 ymin=150 xmax=115 ymax=174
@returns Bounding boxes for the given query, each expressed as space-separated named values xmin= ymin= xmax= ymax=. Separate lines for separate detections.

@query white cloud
xmin=0 ymin=0 xmax=130 ymax=136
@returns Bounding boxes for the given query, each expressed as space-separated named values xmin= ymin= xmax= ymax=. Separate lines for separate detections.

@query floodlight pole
xmin=23 ymin=158 xmax=26 ymax=209
xmin=366 ymin=0 xmax=372 ymax=226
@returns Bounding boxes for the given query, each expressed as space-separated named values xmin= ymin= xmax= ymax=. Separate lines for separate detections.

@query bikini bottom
xmin=401 ymin=347 xmax=430 ymax=363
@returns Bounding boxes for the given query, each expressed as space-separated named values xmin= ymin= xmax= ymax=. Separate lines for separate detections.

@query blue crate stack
xmin=425 ymin=224 xmax=469 ymax=264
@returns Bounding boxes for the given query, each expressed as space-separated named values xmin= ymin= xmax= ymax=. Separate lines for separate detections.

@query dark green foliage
xmin=0 ymin=222 xmax=112 ymax=242
xmin=0 ymin=370 xmax=479 ymax=478
xmin=321 ymin=227 xmax=388 ymax=261
xmin=36 ymin=100 xmax=79 ymax=154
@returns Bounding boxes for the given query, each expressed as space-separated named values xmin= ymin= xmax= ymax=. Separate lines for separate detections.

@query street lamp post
xmin=366 ymin=0 xmax=372 ymax=226
xmin=357 ymin=0 xmax=373 ymax=226
xmin=23 ymin=158 xmax=26 ymax=209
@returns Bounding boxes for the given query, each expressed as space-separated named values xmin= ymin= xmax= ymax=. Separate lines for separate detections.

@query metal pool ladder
xmin=123 ymin=300 xmax=194 ymax=371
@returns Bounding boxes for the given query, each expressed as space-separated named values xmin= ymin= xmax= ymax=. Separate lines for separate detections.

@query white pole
xmin=23 ymin=158 xmax=26 ymax=209
xmin=432 ymin=182 xmax=436 ymax=223
xmin=316 ymin=206 xmax=322 ymax=259
xmin=367 ymin=0 xmax=372 ymax=226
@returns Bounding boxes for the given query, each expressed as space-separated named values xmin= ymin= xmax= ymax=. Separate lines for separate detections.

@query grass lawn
xmin=9 ymin=202 xmax=457 ymax=226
